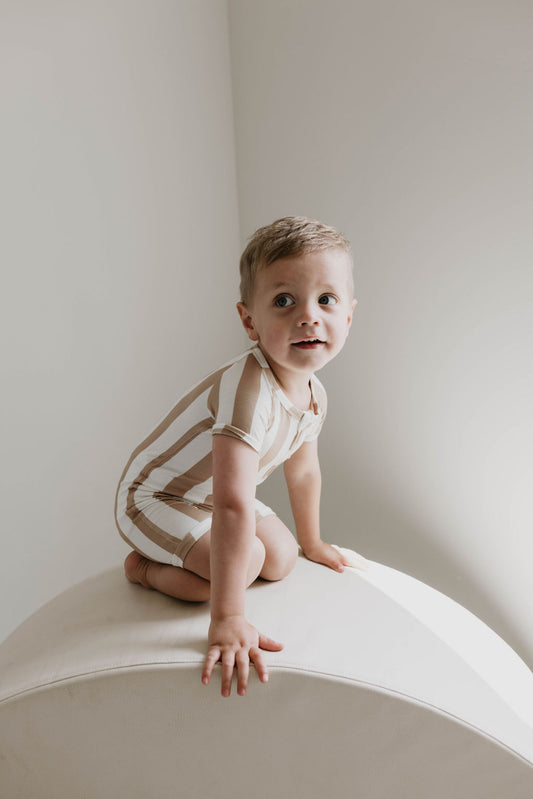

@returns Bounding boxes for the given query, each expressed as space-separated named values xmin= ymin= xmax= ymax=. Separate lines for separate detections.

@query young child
xmin=114 ymin=216 xmax=367 ymax=698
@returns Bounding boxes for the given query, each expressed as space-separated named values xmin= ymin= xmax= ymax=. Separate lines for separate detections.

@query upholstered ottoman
xmin=1 ymin=555 xmax=532 ymax=798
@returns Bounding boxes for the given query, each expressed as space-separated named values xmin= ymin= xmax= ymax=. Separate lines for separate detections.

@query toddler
xmin=114 ymin=216 xmax=367 ymax=697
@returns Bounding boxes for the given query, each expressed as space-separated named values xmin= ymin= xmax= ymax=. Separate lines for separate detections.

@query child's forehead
xmin=259 ymin=248 xmax=352 ymax=286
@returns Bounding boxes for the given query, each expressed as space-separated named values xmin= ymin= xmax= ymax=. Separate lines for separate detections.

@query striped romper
xmin=114 ymin=344 xmax=327 ymax=568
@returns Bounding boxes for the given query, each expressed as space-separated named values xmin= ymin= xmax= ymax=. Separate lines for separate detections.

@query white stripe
xmin=259 ymin=380 xmax=280 ymax=455
xmin=149 ymin=430 xmax=213 ymax=490
xmin=136 ymin=492 xmax=202 ymax=535
xmin=119 ymin=521 xmax=183 ymax=568
xmin=119 ymin=384 xmax=212 ymax=491
xmin=249 ymin=373 xmax=274 ymax=452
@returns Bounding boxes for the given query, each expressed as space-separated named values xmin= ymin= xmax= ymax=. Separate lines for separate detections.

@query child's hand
xmin=202 ymin=615 xmax=283 ymax=697
xmin=302 ymin=541 xmax=369 ymax=573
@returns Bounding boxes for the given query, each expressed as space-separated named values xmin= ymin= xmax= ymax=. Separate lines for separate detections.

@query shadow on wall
xmin=258 ymin=458 xmax=532 ymax=670
xmin=323 ymin=466 xmax=533 ymax=671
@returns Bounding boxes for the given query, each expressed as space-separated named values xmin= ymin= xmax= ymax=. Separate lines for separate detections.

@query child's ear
xmin=236 ymin=301 xmax=259 ymax=341
xmin=346 ymin=298 xmax=358 ymax=328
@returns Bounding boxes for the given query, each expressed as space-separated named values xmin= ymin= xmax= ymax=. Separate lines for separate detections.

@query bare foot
xmin=124 ymin=551 xmax=153 ymax=589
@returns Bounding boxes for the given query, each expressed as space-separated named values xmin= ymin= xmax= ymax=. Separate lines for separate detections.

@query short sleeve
xmin=210 ymin=353 xmax=272 ymax=454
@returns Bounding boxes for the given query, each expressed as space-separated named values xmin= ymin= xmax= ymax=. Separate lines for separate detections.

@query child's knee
xmin=246 ymin=537 xmax=266 ymax=586
xmin=260 ymin=534 xmax=298 ymax=582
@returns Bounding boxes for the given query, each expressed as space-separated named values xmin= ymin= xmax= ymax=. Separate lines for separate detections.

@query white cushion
xmin=1 ymin=555 xmax=532 ymax=797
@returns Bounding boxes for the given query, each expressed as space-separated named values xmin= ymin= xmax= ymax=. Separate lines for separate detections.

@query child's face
xmin=237 ymin=248 xmax=357 ymax=388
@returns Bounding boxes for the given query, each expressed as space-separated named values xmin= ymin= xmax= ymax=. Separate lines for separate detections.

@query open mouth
xmin=292 ymin=338 xmax=325 ymax=348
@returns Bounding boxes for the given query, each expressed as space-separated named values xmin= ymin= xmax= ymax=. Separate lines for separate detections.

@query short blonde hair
xmin=239 ymin=216 xmax=353 ymax=305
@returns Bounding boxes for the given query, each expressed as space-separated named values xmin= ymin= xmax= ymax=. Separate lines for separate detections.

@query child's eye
xmin=318 ymin=294 xmax=338 ymax=305
xmin=274 ymin=294 xmax=295 ymax=307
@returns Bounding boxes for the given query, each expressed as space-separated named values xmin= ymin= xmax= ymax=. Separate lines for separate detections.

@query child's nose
xmin=297 ymin=303 xmax=320 ymax=326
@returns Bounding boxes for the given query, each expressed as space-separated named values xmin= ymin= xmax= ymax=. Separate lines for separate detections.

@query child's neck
xmin=258 ymin=348 xmax=313 ymax=411
xmin=286 ymin=382 xmax=313 ymax=412
xmin=273 ymin=374 xmax=311 ymax=409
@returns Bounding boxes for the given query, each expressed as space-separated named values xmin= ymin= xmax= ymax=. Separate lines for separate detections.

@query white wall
xmin=229 ymin=0 xmax=533 ymax=666
xmin=2 ymin=0 xmax=531 ymax=670
xmin=1 ymin=0 xmax=241 ymax=641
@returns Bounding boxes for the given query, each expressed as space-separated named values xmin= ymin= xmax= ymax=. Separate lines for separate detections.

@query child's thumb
xmin=258 ymin=632 xmax=284 ymax=651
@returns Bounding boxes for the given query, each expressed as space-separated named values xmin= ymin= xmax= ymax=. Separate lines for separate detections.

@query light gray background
xmin=2 ymin=0 xmax=532 ymax=667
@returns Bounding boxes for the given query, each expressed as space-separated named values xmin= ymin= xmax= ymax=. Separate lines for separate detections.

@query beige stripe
xmin=116 ymin=356 xmax=245 ymax=558
xmin=152 ymin=493 xmax=209 ymax=522
xmin=231 ymin=353 xmax=263 ymax=435
xmin=123 ymin=417 xmax=213 ymax=551
xmin=124 ymin=508 xmax=183 ymax=556
xmin=130 ymin=417 xmax=213 ymax=492
xmin=117 ymin=365 xmax=228 ymax=494
xmin=162 ymin=452 xmax=213 ymax=499
xmin=114 ymin=485 xmax=126 ymax=533
xmin=175 ymin=532 xmax=201 ymax=563
xmin=127 ymin=500 xmax=210 ymax=556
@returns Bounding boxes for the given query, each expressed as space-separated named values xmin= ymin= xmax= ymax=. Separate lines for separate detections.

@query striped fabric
xmin=114 ymin=344 xmax=327 ymax=564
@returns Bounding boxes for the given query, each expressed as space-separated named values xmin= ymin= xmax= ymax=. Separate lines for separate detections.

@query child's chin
xmin=291 ymin=346 xmax=333 ymax=369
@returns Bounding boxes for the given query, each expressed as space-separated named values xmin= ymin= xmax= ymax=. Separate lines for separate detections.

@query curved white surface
xmin=1 ymin=555 xmax=532 ymax=798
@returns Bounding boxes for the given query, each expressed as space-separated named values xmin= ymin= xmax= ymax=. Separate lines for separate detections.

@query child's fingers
xmin=324 ymin=550 xmax=345 ymax=572
xmin=202 ymin=647 xmax=221 ymax=685
xmin=257 ymin=632 xmax=284 ymax=652
xmin=221 ymin=651 xmax=236 ymax=697
xmin=332 ymin=545 xmax=369 ymax=571
xmin=235 ymin=651 xmax=250 ymax=696
xmin=249 ymin=646 xmax=269 ymax=684
xmin=333 ymin=555 xmax=345 ymax=572
xmin=204 ymin=626 xmax=282 ymax=695
xmin=342 ymin=551 xmax=369 ymax=571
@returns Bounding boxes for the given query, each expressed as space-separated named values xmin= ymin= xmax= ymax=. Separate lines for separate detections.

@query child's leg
xmin=125 ymin=551 xmax=211 ymax=602
xmin=182 ymin=530 xmax=266 ymax=586
xmin=255 ymin=515 xmax=299 ymax=581
xmin=124 ymin=530 xmax=267 ymax=602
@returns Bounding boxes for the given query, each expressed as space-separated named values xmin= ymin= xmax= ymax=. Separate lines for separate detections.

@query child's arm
xmin=202 ymin=435 xmax=283 ymax=697
xmin=283 ymin=439 xmax=368 ymax=571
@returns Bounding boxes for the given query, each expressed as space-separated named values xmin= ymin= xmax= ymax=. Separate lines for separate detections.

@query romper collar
xmin=249 ymin=345 xmax=320 ymax=418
